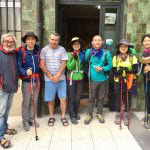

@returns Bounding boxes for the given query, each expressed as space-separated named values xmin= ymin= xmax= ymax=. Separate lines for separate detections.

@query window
xmin=0 ymin=0 xmax=21 ymax=46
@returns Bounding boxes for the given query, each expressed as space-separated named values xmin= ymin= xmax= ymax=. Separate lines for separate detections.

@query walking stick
xmin=144 ymin=73 xmax=150 ymax=129
xmin=126 ymin=76 xmax=130 ymax=129
xmin=120 ymin=77 xmax=123 ymax=129
xmin=30 ymin=76 xmax=39 ymax=140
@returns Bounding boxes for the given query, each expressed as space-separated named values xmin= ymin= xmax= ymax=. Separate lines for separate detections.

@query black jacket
xmin=0 ymin=45 xmax=18 ymax=93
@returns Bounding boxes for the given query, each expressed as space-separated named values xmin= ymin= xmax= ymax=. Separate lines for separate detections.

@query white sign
xmin=105 ymin=13 xmax=116 ymax=24
xmin=0 ymin=2 xmax=20 ymax=8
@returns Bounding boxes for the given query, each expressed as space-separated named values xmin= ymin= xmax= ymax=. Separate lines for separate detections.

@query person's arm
xmin=40 ymin=59 xmax=53 ymax=80
xmin=140 ymin=57 xmax=150 ymax=64
xmin=40 ymin=48 xmax=53 ymax=80
xmin=16 ymin=50 xmax=28 ymax=76
xmin=67 ymin=53 xmax=76 ymax=71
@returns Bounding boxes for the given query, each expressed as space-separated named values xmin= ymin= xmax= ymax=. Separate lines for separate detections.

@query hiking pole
xmin=120 ymin=77 xmax=123 ymax=129
xmin=144 ymin=73 xmax=149 ymax=129
xmin=30 ymin=76 xmax=39 ymax=140
xmin=126 ymin=76 xmax=130 ymax=129
xmin=88 ymin=62 xmax=91 ymax=99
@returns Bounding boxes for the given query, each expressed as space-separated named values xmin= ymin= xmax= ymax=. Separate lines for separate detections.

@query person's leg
xmin=86 ymin=81 xmax=98 ymax=114
xmin=3 ymin=93 xmax=14 ymax=132
xmin=0 ymin=90 xmax=9 ymax=140
xmin=22 ymin=82 xmax=32 ymax=123
xmin=84 ymin=81 xmax=98 ymax=125
xmin=74 ymin=80 xmax=84 ymax=118
xmin=114 ymin=82 xmax=121 ymax=125
xmin=58 ymin=80 xmax=67 ymax=118
xmin=96 ymin=81 xmax=107 ymax=123
xmin=67 ymin=80 xmax=76 ymax=118
xmin=45 ymin=81 xmax=57 ymax=118
xmin=21 ymin=82 xmax=32 ymax=131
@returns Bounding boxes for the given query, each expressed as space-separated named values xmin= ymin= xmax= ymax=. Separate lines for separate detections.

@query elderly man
xmin=40 ymin=32 xmax=69 ymax=127
xmin=0 ymin=33 xmax=18 ymax=148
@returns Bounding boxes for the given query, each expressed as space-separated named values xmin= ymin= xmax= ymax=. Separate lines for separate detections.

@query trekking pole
xmin=88 ymin=62 xmax=91 ymax=99
xmin=126 ymin=76 xmax=130 ymax=129
xmin=30 ymin=76 xmax=39 ymax=140
xmin=120 ymin=77 xmax=123 ymax=129
xmin=144 ymin=73 xmax=149 ymax=129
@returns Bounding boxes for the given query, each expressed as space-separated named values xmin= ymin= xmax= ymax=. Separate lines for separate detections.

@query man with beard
xmin=0 ymin=33 xmax=18 ymax=148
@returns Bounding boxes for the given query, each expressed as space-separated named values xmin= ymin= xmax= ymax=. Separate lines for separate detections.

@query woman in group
xmin=66 ymin=37 xmax=85 ymax=124
xmin=140 ymin=34 xmax=150 ymax=129
xmin=112 ymin=39 xmax=138 ymax=126
xmin=17 ymin=32 xmax=40 ymax=131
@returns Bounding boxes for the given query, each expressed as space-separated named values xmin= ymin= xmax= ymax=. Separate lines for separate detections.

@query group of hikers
xmin=0 ymin=31 xmax=150 ymax=148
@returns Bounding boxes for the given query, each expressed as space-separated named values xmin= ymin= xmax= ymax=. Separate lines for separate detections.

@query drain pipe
xmin=36 ymin=0 xmax=43 ymax=48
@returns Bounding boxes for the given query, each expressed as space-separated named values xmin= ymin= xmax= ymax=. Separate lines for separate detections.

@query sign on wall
xmin=105 ymin=13 xmax=116 ymax=24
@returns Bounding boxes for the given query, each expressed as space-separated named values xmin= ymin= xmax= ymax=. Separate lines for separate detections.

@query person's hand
xmin=73 ymin=53 xmax=78 ymax=60
xmin=117 ymin=67 xmax=123 ymax=75
xmin=123 ymin=67 xmax=130 ymax=73
xmin=95 ymin=66 xmax=103 ymax=72
xmin=26 ymin=68 xmax=32 ymax=75
xmin=52 ymin=74 xmax=61 ymax=83
xmin=144 ymin=65 xmax=150 ymax=73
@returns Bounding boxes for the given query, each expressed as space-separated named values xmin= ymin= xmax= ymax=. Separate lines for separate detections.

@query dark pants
xmin=67 ymin=80 xmax=84 ymax=118
xmin=115 ymin=82 xmax=132 ymax=112
xmin=87 ymin=80 xmax=107 ymax=115
xmin=144 ymin=80 xmax=150 ymax=114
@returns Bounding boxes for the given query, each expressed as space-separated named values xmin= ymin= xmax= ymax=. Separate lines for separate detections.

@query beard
xmin=4 ymin=46 xmax=15 ymax=52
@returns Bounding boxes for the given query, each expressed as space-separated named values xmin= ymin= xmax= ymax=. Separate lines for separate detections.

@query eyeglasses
xmin=3 ymin=40 xmax=15 ymax=44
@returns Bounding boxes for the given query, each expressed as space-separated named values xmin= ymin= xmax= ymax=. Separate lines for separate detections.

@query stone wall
xmin=126 ymin=0 xmax=150 ymax=52
xmin=21 ymin=0 xmax=55 ymax=46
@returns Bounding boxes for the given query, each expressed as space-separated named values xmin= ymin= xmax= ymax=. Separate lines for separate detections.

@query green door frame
xmin=56 ymin=0 xmax=124 ymax=43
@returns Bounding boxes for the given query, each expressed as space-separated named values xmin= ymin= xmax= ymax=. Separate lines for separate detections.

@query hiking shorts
xmin=44 ymin=80 xmax=66 ymax=101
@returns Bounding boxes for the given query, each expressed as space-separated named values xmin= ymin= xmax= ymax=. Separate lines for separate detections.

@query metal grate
xmin=0 ymin=0 xmax=21 ymax=46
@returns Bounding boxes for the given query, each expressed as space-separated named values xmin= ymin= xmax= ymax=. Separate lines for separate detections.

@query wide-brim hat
xmin=116 ymin=39 xmax=131 ymax=49
xmin=68 ymin=37 xmax=83 ymax=49
xmin=21 ymin=32 xmax=39 ymax=43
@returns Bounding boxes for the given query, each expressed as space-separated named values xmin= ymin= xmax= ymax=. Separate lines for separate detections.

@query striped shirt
xmin=40 ymin=45 xmax=68 ymax=81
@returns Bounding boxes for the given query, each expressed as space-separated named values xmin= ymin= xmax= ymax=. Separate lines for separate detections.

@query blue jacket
xmin=17 ymin=44 xmax=40 ymax=82
xmin=85 ymin=48 xmax=112 ymax=82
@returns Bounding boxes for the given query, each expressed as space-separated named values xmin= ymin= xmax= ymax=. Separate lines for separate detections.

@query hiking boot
xmin=123 ymin=112 xmax=129 ymax=126
xmin=115 ymin=112 xmax=120 ymax=125
xmin=76 ymin=114 xmax=81 ymax=120
xmin=96 ymin=114 xmax=105 ymax=123
xmin=141 ymin=114 xmax=150 ymax=122
xmin=28 ymin=121 xmax=40 ymax=128
xmin=71 ymin=117 xmax=78 ymax=125
xmin=23 ymin=122 xmax=30 ymax=131
xmin=84 ymin=114 xmax=92 ymax=125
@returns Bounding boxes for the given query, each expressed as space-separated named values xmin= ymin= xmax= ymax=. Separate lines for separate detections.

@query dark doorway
xmin=58 ymin=5 xmax=100 ymax=49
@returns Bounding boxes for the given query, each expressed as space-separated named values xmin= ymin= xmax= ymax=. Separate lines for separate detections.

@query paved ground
xmin=1 ymin=109 xmax=145 ymax=150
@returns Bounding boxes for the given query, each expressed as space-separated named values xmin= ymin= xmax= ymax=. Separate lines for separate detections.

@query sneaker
xmin=115 ymin=112 xmax=120 ymax=125
xmin=76 ymin=114 xmax=81 ymax=120
xmin=96 ymin=114 xmax=105 ymax=123
xmin=28 ymin=121 xmax=40 ymax=128
xmin=71 ymin=117 xmax=78 ymax=124
xmin=84 ymin=114 xmax=92 ymax=125
xmin=23 ymin=122 xmax=30 ymax=131
xmin=123 ymin=112 xmax=129 ymax=126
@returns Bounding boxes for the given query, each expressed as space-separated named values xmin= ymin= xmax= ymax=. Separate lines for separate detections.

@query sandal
xmin=0 ymin=138 xmax=11 ymax=148
xmin=48 ymin=118 xmax=55 ymax=127
xmin=5 ymin=128 xmax=17 ymax=135
xmin=61 ymin=118 xmax=69 ymax=127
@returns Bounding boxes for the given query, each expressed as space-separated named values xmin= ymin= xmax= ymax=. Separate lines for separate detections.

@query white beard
xmin=3 ymin=46 xmax=15 ymax=52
